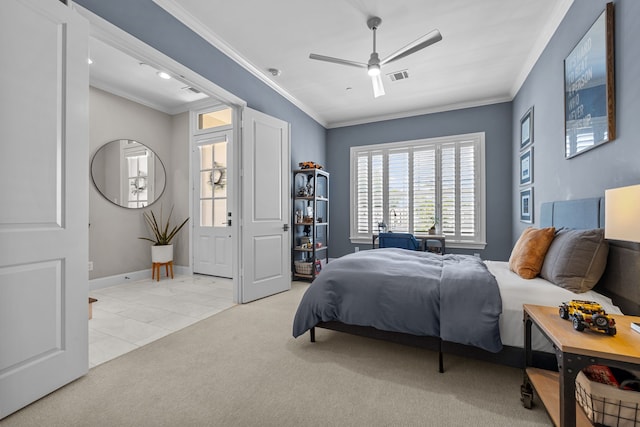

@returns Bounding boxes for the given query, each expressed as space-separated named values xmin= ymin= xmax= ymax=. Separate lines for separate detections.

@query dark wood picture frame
xmin=520 ymin=188 xmax=533 ymax=223
xmin=564 ymin=2 xmax=615 ymax=159
xmin=520 ymin=107 xmax=533 ymax=149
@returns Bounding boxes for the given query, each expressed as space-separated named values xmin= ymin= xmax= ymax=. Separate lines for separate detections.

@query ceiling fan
xmin=309 ymin=17 xmax=442 ymax=98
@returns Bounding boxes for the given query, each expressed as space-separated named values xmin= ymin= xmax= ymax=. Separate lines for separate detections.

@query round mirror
xmin=91 ymin=139 xmax=166 ymax=208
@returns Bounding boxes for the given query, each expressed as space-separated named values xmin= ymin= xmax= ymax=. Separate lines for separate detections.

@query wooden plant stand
xmin=152 ymin=261 xmax=174 ymax=281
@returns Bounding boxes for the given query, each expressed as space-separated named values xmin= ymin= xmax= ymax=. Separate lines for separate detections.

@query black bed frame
xmin=305 ymin=198 xmax=640 ymax=373
xmin=309 ymin=321 xmax=558 ymax=373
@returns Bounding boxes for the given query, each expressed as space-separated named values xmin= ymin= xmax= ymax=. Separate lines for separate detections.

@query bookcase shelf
xmin=292 ymin=168 xmax=329 ymax=281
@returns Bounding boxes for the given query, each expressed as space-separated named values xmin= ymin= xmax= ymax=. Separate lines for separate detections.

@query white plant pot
xmin=151 ymin=244 xmax=173 ymax=263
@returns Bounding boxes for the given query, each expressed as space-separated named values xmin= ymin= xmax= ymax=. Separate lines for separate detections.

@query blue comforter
xmin=292 ymin=249 xmax=502 ymax=352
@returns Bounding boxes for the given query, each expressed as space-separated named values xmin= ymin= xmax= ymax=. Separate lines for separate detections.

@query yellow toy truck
xmin=559 ymin=300 xmax=616 ymax=336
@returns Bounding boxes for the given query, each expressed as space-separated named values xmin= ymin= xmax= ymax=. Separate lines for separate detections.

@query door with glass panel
xmin=193 ymin=132 xmax=232 ymax=277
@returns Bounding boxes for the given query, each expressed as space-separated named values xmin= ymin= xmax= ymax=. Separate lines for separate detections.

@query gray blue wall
xmin=328 ymin=0 xmax=640 ymax=260
xmin=327 ymin=102 xmax=513 ymax=261
xmin=512 ymin=0 xmax=640 ymax=241
xmin=79 ymin=0 xmax=640 ymax=263
xmin=76 ymin=0 xmax=326 ymax=170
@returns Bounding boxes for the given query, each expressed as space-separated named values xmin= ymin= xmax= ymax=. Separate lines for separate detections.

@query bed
xmin=292 ymin=197 xmax=640 ymax=371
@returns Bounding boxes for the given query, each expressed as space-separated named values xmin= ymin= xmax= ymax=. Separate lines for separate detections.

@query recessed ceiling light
xmin=88 ymin=58 xmax=93 ymax=65
xmin=157 ymin=71 xmax=171 ymax=80
xmin=267 ymin=68 xmax=281 ymax=77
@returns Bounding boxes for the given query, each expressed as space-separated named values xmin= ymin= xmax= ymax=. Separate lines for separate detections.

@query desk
xmin=422 ymin=235 xmax=446 ymax=254
xmin=371 ymin=234 xmax=445 ymax=254
xmin=521 ymin=304 xmax=640 ymax=426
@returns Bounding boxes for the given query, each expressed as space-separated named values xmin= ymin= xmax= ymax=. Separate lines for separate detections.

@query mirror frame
xmin=90 ymin=139 xmax=167 ymax=209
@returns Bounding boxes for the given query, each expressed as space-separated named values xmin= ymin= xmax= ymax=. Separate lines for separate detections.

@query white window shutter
xmin=350 ymin=133 xmax=484 ymax=247
xmin=459 ymin=142 xmax=476 ymax=238
xmin=356 ymin=154 xmax=369 ymax=233
xmin=388 ymin=150 xmax=409 ymax=232
xmin=371 ymin=154 xmax=384 ymax=232
xmin=412 ymin=147 xmax=436 ymax=232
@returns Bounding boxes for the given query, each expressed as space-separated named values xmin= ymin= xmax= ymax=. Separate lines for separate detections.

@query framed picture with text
xmin=520 ymin=147 xmax=533 ymax=186
xmin=564 ymin=2 xmax=615 ymax=158
xmin=520 ymin=107 xmax=533 ymax=149
xmin=520 ymin=187 xmax=533 ymax=223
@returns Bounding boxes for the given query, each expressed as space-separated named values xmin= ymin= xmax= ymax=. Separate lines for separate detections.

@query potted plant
xmin=139 ymin=206 xmax=189 ymax=263
xmin=428 ymin=216 xmax=439 ymax=235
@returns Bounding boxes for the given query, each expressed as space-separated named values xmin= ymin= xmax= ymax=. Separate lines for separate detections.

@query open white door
xmin=0 ymin=0 xmax=89 ymax=418
xmin=240 ymin=108 xmax=291 ymax=303
xmin=193 ymin=131 xmax=233 ymax=278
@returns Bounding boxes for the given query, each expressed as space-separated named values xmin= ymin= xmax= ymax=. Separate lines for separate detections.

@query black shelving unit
xmin=292 ymin=168 xmax=329 ymax=280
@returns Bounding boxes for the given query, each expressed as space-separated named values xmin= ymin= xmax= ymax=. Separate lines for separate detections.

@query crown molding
xmin=510 ymin=0 xmax=574 ymax=97
xmin=153 ymin=0 xmax=572 ymax=130
xmin=90 ymin=81 xmax=174 ymax=115
xmin=75 ymin=3 xmax=246 ymax=111
xmin=152 ymin=0 xmax=328 ymax=128
xmin=327 ymin=95 xmax=513 ymax=129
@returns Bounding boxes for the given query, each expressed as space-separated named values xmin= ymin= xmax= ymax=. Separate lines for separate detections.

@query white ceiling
xmin=89 ymin=36 xmax=209 ymax=115
xmin=91 ymin=0 xmax=574 ymax=127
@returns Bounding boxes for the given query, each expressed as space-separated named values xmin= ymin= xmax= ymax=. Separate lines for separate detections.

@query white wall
xmin=170 ymin=112 xmax=190 ymax=268
xmin=89 ymin=87 xmax=189 ymax=279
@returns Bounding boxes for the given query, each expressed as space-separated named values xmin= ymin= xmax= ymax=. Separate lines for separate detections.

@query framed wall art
xmin=519 ymin=147 xmax=533 ymax=186
xmin=564 ymin=2 xmax=615 ymax=158
xmin=520 ymin=187 xmax=533 ymax=223
xmin=520 ymin=107 xmax=533 ymax=149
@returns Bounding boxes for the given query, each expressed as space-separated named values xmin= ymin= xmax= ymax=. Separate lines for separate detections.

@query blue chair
xmin=378 ymin=232 xmax=421 ymax=250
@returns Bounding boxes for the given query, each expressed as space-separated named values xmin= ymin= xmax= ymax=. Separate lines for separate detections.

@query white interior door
xmin=193 ymin=131 xmax=232 ymax=278
xmin=0 ymin=0 xmax=89 ymax=418
xmin=240 ymin=108 xmax=291 ymax=303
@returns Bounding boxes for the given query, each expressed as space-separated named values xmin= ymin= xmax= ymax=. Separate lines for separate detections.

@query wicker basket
xmin=294 ymin=261 xmax=313 ymax=275
xmin=576 ymin=370 xmax=640 ymax=427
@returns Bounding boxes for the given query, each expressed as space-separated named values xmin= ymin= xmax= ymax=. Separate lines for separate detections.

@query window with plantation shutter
xmin=350 ymin=133 xmax=486 ymax=249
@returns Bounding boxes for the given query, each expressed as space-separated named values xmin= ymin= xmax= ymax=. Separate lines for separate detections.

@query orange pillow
xmin=509 ymin=227 xmax=556 ymax=279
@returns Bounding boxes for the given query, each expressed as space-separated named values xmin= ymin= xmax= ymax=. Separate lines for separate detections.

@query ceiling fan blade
xmin=371 ymin=73 xmax=385 ymax=98
xmin=309 ymin=53 xmax=367 ymax=69
xmin=380 ymin=29 xmax=442 ymax=65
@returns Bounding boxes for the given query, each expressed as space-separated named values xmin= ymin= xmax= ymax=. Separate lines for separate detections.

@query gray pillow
xmin=540 ymin=228 xmax=609 ymax=293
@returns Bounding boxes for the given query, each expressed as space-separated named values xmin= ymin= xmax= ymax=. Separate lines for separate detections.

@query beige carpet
xmin=1 ymin=282 xmax=550 ymax=426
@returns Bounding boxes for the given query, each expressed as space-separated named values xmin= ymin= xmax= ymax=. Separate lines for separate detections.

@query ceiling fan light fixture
xmin=371 ymin=74 xmax=385 ymax=98
xmin=308 ymin=15 xmax=441 ymax=99
xmin=367 ymin=64 xmax=381 ymax=77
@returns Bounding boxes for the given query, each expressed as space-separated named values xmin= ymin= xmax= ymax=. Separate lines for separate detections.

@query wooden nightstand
xmin=521 ymin=304 xmax=640 ymax=427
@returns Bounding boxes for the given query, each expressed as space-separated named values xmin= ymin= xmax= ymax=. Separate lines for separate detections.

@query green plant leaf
xmin=139 ymin=205 xmax=189 ymax=245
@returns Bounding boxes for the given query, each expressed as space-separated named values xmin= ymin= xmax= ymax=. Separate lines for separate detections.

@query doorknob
xmin=283 ymin=224 xmax=289 ymax=231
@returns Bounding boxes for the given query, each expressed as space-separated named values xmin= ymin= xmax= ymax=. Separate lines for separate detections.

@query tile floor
xmin=88 ymin=274 xmax=234 ymax=367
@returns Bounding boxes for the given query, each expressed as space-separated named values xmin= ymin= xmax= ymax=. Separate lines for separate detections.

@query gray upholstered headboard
xmin=540 ymin=198 xmax=640 ymax=315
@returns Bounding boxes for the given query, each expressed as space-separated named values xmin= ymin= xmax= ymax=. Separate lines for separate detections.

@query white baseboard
xmin=174 ymin=265 xmax=192 ymax=276
xmin=89 ymin=269 xmax=150 ymax=291
xmin=89 ymin=265 xmax=193 ymax=291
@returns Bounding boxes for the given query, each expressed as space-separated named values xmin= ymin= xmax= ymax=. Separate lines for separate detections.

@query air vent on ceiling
xmin=183 ymin=86 xmax=201 ymax=94
xmin=387 ymin=70 xmax=409 ymax=82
